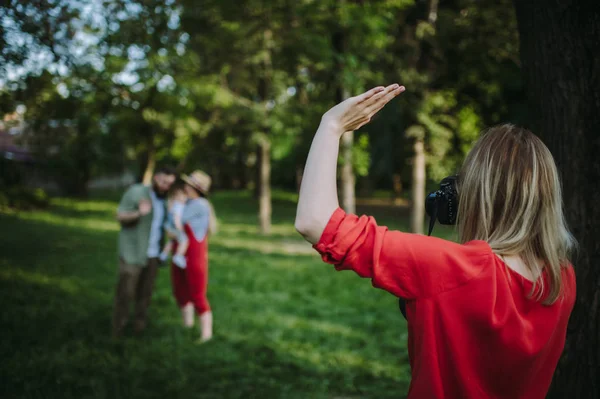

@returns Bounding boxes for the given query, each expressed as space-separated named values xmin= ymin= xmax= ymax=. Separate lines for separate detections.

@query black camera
xmin=399 ymin=175 xmax=458 ymax=319
xmin=425 ymin=175 xmax=459 ymax=236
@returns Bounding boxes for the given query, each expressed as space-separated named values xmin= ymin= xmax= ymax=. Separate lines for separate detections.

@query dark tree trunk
xmin=68 ymin=114 xmax=92 ymax=197
xmin=513 ymin=1 xmax=600 ymax=397
xmin=253 ymin=147 xmax=261 ymax=199
xmin=332 ymin=8 xmax=355 ymax=214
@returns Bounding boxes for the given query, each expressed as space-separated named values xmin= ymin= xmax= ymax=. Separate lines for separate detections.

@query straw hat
xmin=181 ymin=170 xmax=212 ymax=195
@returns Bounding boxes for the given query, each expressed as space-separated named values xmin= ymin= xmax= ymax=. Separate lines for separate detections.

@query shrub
xmin=0 ymin=186 xmax=50 ymax=210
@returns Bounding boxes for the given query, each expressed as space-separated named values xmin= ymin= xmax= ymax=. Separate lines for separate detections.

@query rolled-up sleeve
xmin=313 ymin=208 xmax=490 ymax=300
xmin=118 ymin=186 xmax=142 ymax=213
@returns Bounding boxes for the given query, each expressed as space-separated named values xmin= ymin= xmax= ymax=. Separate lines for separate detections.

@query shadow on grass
xmin=0 ymin=274 xmax=407 ymax=399
xmin=0 ymin=195 xmax=412 ymax=399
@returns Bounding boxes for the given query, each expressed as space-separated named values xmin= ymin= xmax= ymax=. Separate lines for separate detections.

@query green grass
xmin=0 ymin=190 xmax=456 ymax=399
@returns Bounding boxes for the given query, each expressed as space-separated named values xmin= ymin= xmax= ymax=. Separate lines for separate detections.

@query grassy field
xmin=0 ymin=190 xmax=455 ymax=399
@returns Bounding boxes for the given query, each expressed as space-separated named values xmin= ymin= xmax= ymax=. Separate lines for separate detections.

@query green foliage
xmin=353 ymin=133 xmax=372 ymax=177
xmin=0 ymin=0 xmax=525 ymax=192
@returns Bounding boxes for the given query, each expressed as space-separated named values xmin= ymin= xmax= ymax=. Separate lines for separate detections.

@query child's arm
xmin=174 ymin=202 xmax=185 ymax=231
xmin=174 ymin=213 xmax=184 ymax=231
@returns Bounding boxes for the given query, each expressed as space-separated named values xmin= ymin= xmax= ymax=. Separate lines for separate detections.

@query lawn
xmin=0 ymin=190 xmax=455 ymax=399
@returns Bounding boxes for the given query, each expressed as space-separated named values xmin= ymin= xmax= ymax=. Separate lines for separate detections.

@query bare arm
xmin=174 ymin=214 xmax=183 ymax=231
xmin=295 ymin=84 xmax=405 ymax=244
xmin=116 ymin=199 xmax=151 ymax=224
xmin=116 ymin=210 xmax=142 ymax=224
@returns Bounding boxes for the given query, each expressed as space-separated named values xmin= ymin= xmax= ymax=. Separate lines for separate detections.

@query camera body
xmin=425 ymin=175 xmax=459 ymax=234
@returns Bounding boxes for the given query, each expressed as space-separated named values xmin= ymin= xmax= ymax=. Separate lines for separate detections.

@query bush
xmin=0 ymin=186 xmax=50 ymax=210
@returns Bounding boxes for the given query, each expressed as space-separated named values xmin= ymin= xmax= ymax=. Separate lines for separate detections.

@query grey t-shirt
xmin=182 ymin=197 xmax=211 ymax=241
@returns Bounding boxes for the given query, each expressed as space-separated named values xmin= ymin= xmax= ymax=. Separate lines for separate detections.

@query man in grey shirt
xmin=113 ymin=166 xmax=176 ymax=337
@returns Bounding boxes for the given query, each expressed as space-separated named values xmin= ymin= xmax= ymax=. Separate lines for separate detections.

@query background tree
xmin=512 ymin=1 xmax=600 ymax=397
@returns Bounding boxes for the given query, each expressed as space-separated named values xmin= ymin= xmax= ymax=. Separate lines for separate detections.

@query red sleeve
xmin=313 ymin=208 xmax=491 ymax=299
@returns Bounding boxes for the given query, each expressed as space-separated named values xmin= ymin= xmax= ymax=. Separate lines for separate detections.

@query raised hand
xmin=138 ymin=199 xmax=152 ymax=216
xmin=321 ymin=84 xmax=406 ymax=134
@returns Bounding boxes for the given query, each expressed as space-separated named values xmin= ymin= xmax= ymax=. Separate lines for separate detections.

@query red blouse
xmin=314 ymin=208 xmax=576 ymax=399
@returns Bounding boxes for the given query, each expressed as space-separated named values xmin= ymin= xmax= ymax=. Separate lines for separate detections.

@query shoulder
xmin=120 ymin=184 xmax=148 ymax=203
xmin=185 ymin=198 xmax=210 ymax=213
xmin=126 ymin=184 xmax=148 ymax=198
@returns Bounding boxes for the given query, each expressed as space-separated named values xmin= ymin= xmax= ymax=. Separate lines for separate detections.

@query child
xmin=160 ymin=186 xmax=188 ymax=268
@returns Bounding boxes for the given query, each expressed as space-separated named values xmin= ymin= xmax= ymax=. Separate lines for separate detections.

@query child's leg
xmin=175 ymin=237 xmax=189 ymax=256
xmin=172 ymin=233 xmax=189 ymax=268
xmin=160 ymin=240 xmax=174 ymax=262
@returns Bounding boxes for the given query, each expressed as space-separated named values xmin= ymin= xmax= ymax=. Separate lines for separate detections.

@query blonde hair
xmin=457 ymin=124 xmax=576 ymax=304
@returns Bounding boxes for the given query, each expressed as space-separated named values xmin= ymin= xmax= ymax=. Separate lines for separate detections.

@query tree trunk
xmin=256 ymin=27 xmax=273 ymax=234
xmin=258 ymin=138 xmax=271 ymax=235
xmin=392 ymin=173 xmax=403 ymax=202
xmin=332 ymin=16 xmax=355 ymax=214
xmin=142 ymin=142 xmax=156 ymax=185
xmin=513 ymin=1 xmax=600 ymax=397
xmin=253 ymin=147 xmax=261 ymax=199
xmin=410 ymin=137 xmax=426 ymax=234
xmin=340 ymin=130 xmax=355 ymax=214
xmin=72 ymin=116 xmax=92 ymax=197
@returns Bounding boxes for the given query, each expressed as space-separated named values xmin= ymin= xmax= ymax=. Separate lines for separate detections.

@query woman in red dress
xmin=295 ymin=84 xmax=576 ymax=398
xmin=171 ymin=170 xmax=217 ymax=343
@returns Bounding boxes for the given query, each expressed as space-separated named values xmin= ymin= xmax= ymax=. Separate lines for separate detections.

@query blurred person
xmin=112 ymin=166 xmax=176 ymax=337
xmin=295 ymin=84 xmax=576 ymax=399
xmin=171 ymin=170 xmax=218 ymax=342
xmin=160 ymin=184 xmax=189 ymax=269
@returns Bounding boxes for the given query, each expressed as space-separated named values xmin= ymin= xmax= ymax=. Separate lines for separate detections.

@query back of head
xmin=457 ymin=124 xmax=576 ymax=304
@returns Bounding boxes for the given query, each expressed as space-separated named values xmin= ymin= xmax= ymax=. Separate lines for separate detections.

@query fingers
xmin=364 ymin=84 xmax=405 ymax=116
xmin=356 ymin=86 xmax=386 ymax=104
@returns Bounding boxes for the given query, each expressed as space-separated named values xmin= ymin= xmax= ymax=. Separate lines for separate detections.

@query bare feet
xmin=182 ymin=303 xmax=195 ymax=328
xmin=199 ymin=311 xmax=213 ymax=342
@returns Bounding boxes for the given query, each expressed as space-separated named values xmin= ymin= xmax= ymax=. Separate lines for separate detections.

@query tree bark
xmin=258 ymin=138 xmax=271 ymax=235
xmin=340 ymin=130 xmax=355 ymax=214
xmin=407 ymin=0 xmax=439 ymax=231
xmin=513 ymin=1 xmax=600 ymax=398
xmin=142 ymin=140 xmax=156 ymax=185
xmin=257 ymin=28 xmax=273 ymax=234
xmin=410 ymin=137 xmax=425 ymax=234
xmin=253 ymin=147 xmax=261 ymax=199
xmin=332 ymin=9 xmax=356 ymax=214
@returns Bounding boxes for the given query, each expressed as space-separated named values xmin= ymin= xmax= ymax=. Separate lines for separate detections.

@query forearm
xmin=295 ymin=119 xmax=344 ymax=244
xmin=116 ymin=211 xmax=141 ymax=224
xmin=174 ymin=216 xmax=183 ymax=231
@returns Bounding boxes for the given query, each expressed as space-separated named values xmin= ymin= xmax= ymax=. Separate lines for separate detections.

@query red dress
xmin=314 ymin=208 xmax=576 ymax=399
xmin=171 ymin=224 xmax=211 ymax=315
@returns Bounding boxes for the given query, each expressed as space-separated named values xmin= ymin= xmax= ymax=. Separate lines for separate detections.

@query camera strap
xmin=427 ymin=205 xmax=437 ymax=236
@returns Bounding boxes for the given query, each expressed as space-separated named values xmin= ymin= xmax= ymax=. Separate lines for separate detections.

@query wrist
xmin=319 ymin=115 xmax=345 ymax=138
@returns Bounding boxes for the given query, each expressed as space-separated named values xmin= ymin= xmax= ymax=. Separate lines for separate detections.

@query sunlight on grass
xmin=0 ymin=191 xmax=413 ymax=399
xmin=14 ymin=210 xmax=119 ymax=232
xmin=0 ymin=266 xmax=85 ymax=296
xmin=214 ymin=236 xmax=314 ymax=256
xmin=272 ymin=313 xmax=365 ymax=338
xmin=219 ymin=222 xmax=298 ymax=237
xmin=51 ymin=198 xmax=118 ymax=213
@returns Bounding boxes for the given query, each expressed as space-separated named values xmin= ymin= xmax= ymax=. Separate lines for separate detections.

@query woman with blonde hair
xmin=295 ymin=84 xmax=576 ymax=398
